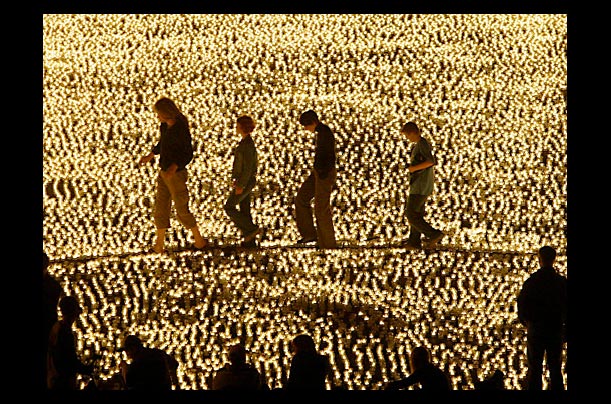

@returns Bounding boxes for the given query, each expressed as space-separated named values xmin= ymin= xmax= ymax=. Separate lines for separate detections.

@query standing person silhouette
xmin=224 ymin=115 xmax=260 ymax=248
xmin=294 ymin=110 xmax=337 ymax=249
xmin=285 ymin=333 xmax=333 ymax=390
xmin=47 ymin=296 xmax=94 ymax=390
xmin=139 ymin=97 xmax=208 ymax=253
xmin=517 ymin=245 xmax=567 ymax=391
xmin=119 ymin=335 xmax=180 ymax=390
xmin=400 ymin=122 xmax=444 ymax=250
xmin=43 ymin=252 xmax=62 ymax=355
xmin=384 ymin=345 xmax=451 ymax=391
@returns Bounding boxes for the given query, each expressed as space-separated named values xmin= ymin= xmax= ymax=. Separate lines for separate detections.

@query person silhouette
xmin=224 ymin=115 xmax=261 ymax=248
xmin=294 ymin=110 xmax=338 ymax=249
xmin=285 ymin=333 xmax=333 ymax=390
xmin=47 ymin=296 xmax=94 ymax=389
xmin=400 ymin=122 xmax=444 ymax=250
xmin=43 ymin=252 xmax=62 ymax=355
xmin=517 ymin=245 xmax=567 ymax=391
xmin=119 ymin=334 xmax=180 ymax=390
xmin=139 ymin=97 xmax=209 ymax=253
xmin=212 ymin=342 xmax=268 ymax=391
xmin=384 ymin=345 xmax=451 ymax=391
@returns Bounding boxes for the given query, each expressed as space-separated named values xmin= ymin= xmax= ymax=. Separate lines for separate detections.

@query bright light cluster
xmin=43 ymin=14 xmax=567 ymax=390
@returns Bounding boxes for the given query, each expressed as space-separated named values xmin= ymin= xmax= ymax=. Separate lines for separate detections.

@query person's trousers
xmin=295 ymin=168 xmax=337 ymax=248
xmin=405 ymin=193 xmax=439 ymax=245
xmin=526 ymin=332 xmax=564 ymax=391
xmin=154 ymin=169 xmax=197 ymax=230
xmin=224 ymin=182 xmax=257 ymax=237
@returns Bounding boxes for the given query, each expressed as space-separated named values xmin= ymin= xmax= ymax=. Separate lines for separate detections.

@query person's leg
xmin=168 ymin=170 xmax=207 ymax=248
xmin=224 ymin=184 xmax=257 ymax=237
xmin=314 ymin=168 xmax=337 ymax=249
xmin=405 ymin=194 xmax=425 ymax=245
xmin=153 ymin=172 xmax=172 ymax=252
xmin=526 ymin=335 xmax=545 ymax=390
xmin=295 ymin=172 xmax=317 ymax=241
xmin=546 ymin=334 xmax=565 ymax=391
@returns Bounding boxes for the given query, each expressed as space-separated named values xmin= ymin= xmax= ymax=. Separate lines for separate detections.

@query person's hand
xmin=139 ymin=153 xmax=153 ymax=166
xmin=235 ymin=185 xmax=243 ymax=195
xmin=384 ymin=381 xmax=399 ymax=390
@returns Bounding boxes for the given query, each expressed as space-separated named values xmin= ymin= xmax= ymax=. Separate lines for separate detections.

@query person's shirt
xmin=231 ymin=134 xmax=258 ymax=189
xmin=517 ymin=265 xmax=567 ymax=335
xmin=212 ymin=362 xmax=268 ymax=391
xmin=313 ymin=122 xmax=336 ymax=179
xmin=152 ymin=119 xmax=194 ymax=171
xmin=47 ymin=320 xmax=93 ymax=389
xmin=408 ymin=136 xmax=436 ymax=195
xmin=386 ymin=363 xmax=451 ymax=391
xmin=286 ymin=351 xmax=331 ymax=390
xmin=125 ymin=347 xmax=174 ymax=390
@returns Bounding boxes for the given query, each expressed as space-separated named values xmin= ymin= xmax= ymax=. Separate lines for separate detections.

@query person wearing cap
xmin=295 ymin=110 xmax=338 ymax=249
xmin=119 ymin=334 xmax=180 ymax=390
xmin=212 ymin=343 xmax=268 ymax=391
xmin=47 ymin=295 xmax=94 ymax=389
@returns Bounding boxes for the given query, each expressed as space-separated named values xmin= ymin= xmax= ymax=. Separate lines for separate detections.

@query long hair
xmin=154 ymin=97 xmax=189 ymax=126
xmin=291 ymin=334 xmax=317 ymax=355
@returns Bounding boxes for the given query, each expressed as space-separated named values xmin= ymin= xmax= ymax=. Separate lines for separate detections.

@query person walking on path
xmin=224 ymin=115 xmax=260 ymax=248
xmin=517 ymin=245 xmax=567 ymax=391
xmin=400 ymin=121 xmax=444 ymax=249
xmin=139 ymin=97 xmax=208 ymax=253
xmin=294 ymin=110 xmax=337 ymax=249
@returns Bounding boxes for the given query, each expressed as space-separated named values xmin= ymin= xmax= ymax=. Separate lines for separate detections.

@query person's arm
xmin=408 ymin=160 xmax=434 ymax=173
xmin=517 ymin=280 xmax=530 ymax=326
xmin=385 ymin=373 xmax=417 ymax=390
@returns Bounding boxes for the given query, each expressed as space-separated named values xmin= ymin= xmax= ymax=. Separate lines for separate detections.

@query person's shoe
xmin=240 ymin=239 xmax=258 ymax=248
xmin=402 ymin=242 xmax=421 ymax=250
xmin=243 ymin=227 xmax=261 ymax=243
xmin=192 ymin=239 xmax=210 ymax=250
xmin=423 ymin=231 xmax=444 ymax=248
xmin=296 ymin=237 xmax=317 ymax=244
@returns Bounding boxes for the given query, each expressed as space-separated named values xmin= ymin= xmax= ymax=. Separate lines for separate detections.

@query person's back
xmin=212 ymin=343 xmax=267 ymax=391
xmin=286 ymin=334 xmax=331 ymax=390
xmin=286 ymin=351 xmax=330 ymax=390
xmin=125 ymin=347 xmax=173 ymax=390
xmin=212 ymin=362 xmax=265 ymax=391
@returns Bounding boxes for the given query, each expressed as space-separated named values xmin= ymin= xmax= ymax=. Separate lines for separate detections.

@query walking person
xmin=517 ymin=245 xmax=567 ymax=391
xmin=224 ymin=115 xmax=260 ymax=248
xmin=139 ymin=97 xmax=208 ymax=253
xmin=400 ymin=122 xmax=444 ymax=249
xmin=294 ymin=110 xmax=337 ymax=249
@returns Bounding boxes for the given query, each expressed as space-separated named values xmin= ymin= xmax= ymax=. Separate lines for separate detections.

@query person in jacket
xmin=212 ymin=342 xmax=268 ymax=390
xmin=285 ymin=333 xmax=333 ymax=390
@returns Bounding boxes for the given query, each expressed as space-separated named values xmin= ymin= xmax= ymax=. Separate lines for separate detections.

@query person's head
xmin=299 ymin=110 xmax=319 ymax=132
xmin=228 ymin=343 xmax=247 ymax=365
xmin=400 ymin=121 xmax=421 ymax=142
xmin=120 ymin=335 xmax=144 ymax=360
xmin=154 ymin=97 xmax=185 ymax=124
xmin=409 ymin=346 xmax=431 ymax=371
xmin=538 ymin=245 xmax=557 ymax=267
xmin=59 ymin=295 xmax=82 ymax=324
xmin=236 ymin=115 xmax=255 ymax=136
xmin=290 ymin=334 xmax=317 ymax=355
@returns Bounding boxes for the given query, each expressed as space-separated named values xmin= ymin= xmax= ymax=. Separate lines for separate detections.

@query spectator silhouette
xmin=47 ymin=295 xmax=94 ymax=389
xmin=384 ymin=346 xmax=451 ymax=391
xmin=517 ymin=245 xmax=567 ymax=391
xmin=472 ymin=369 xmax=505 ymax=390
xmin=119 ymin=334 xmax=180 ymax=390
xmin=285 ymin=333 xmax=333 ymax=390
xmin=212 ymin=342 xmax=269 ymax=391
xmin=43 ymin=252 xmax=62 ymax=354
